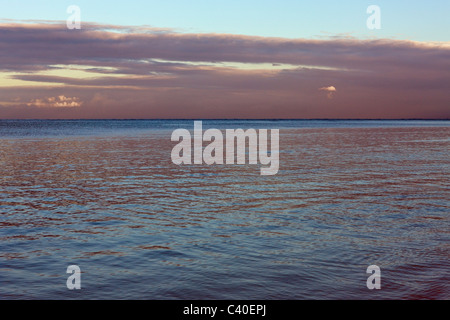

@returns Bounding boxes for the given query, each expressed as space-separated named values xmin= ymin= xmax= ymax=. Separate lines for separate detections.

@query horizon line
xmin=1 ymin=118 xmax=449 ymax=121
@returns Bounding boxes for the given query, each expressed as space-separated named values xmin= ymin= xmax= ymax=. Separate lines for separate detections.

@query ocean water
xmin=0 ymin=120 xmax=449 ymax=300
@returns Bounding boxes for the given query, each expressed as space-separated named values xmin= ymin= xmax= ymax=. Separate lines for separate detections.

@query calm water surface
xmin=0 ymin=120 xmax=449 ymax=299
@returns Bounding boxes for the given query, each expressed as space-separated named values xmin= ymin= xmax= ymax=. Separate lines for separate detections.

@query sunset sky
xmin=0 ymin=0 xmax=449 ymax=119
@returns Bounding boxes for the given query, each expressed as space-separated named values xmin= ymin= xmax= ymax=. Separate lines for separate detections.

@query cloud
xmin=319 ymin=86 xmax=337 ymax=92
xmin=0 ymin=22 xmax=449 ymax=119
xmin=1 ymin=22 xmax=448 ymax=73
xmin=27 ymin=95 xmax=83 ymax=108
xmin=319 ymin=86 xmax=337 ymax=99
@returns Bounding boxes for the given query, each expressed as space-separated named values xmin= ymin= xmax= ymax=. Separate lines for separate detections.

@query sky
xmin=0 ymin=0 xmax=449 ymax=119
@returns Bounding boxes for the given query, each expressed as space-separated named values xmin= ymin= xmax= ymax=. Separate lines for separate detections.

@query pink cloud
xmin=319 ymin=86 xmax=337 ymax=99
xmin=26 ymin=95 xmax=83 ymax=108
xmin=0 ymin=22 xmax=449 ymax=119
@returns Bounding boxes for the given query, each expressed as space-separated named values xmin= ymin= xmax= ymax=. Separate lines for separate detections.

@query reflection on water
xmin=0 ymin=121 xmax=449 ymax=299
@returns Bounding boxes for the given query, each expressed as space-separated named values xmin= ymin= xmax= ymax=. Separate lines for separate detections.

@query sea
xmin=0 ymin=119 xmax=449 ymax=299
